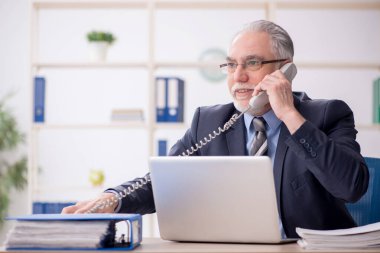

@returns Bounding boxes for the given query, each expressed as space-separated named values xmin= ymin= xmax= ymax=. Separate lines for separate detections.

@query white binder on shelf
xmin=156 ymin=77 xmax=167 ymax=122
xmin=167 ymin=77 xmax=184 ymax=122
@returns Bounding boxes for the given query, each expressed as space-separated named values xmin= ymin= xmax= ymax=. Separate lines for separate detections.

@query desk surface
xmin=2 ymin=238 xmax=380 ymax=253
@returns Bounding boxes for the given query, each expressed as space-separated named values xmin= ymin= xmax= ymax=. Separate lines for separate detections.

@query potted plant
xmin=0 ymin=97 xmax=27 ymax=225
xmin=86 ymin=30 xmax=116 ymax=62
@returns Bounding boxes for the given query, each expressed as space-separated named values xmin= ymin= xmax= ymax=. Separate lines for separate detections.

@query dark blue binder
xmin=32 ymin=202 xmax=76 ymax=214
xmin=158 ymin=139 xmax=167 ymax=156
xmin=156 ymin=77 xmax=185 ymax=123
xmin=6 ymin=213 xmax=142 ymax=251
xmin=34 ymin=76 xmax=45 ymax=123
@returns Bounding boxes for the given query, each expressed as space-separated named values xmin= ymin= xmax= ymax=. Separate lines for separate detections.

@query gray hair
xmin=232 ymin=20 xmax=294 ymax=61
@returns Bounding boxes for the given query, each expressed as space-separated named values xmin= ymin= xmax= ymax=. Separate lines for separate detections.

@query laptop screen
xmin=149 ymin=156 xmax=285 ymax=243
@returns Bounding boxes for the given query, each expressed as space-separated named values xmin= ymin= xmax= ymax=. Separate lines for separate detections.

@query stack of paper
xmin=4 ymin=213 xmax=142 ymax=250
xmin=5 ymin=220 xmax=115 ymax=249
xmin=296 ymin=221 xmax=380 ymax=250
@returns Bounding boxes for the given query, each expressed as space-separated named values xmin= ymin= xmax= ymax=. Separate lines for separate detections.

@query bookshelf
xmin=29 ymin=0 xmax=380 ymax=236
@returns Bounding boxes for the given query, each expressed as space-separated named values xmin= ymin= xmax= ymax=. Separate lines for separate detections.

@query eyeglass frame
xmin=219 ymin=58 xmax=287 ymax=73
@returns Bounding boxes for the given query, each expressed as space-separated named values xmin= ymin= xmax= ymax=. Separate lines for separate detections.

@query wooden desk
xmin=2 ymin=238 xmax=380 ymax=253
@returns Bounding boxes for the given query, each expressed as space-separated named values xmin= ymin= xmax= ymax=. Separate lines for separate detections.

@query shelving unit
xmin=29 ymin=0 xmax=380 ymax=236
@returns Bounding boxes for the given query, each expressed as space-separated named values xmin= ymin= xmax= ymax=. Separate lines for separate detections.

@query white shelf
xmin=296 ymin=62 xmax=380 ymax=70
xmin=276 ymin=1 xmax=380 ymax=10
xmin=154 ymin=122 xmax=187 ymax=130
xmin=357 ymin=124 xmax=380 ymax=131
xmin=32 ymin=0 xmax=148 ymax=9
xmin=33 ymin=61 xmax=224 ymax=69
xmin=32 ymin=122 xmax=148 ymax=130
xmin=32 ymin=123 xmax=380 ymax=131
xmin=33 ymin=62 xmax=148 ymax=69
xmin=155 ymin=1 xmax=267 ymax=9
xmin=31 ymin=0 xmax=380 ymax=10
xmin=32 ymin=122 xmax=188 ymax=131
xmin=32 ymin=61 xmax=380 ymax=70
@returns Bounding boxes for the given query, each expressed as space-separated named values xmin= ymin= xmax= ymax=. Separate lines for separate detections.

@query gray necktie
xmin=249 ymin=117 xmax=268 ymax=156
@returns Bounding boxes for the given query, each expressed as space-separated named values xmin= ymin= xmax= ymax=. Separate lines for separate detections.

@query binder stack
xmin=155 ymin=77 xmax=184 ymax=123
xmin=4 ymin=213 xmax=142 ymax=251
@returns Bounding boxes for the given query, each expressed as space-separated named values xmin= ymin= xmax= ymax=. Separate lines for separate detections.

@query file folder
xmin=33 ymin=76 xmax=45 ymax=123
xmin=167 ymin=77 xmax=184 ymax=122
xmin=5 ymin=213 xmax=142 ymax=251
xmin=155 ymin=77 xmax=185 ymax=123
xmin=156 ymin=77 xmax=167 ymax=122
xmin=158 ymin=139 xmax=167 ymax=156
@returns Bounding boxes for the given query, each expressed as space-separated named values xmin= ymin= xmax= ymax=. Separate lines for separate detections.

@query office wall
xmin=0 ymin=0 xmax=29 ymax=243
xmin=1 ymin=0 xmax=380 ymax=242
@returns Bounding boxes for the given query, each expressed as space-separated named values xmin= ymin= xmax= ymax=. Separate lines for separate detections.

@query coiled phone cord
xmin=180 ymin=112 xmax=244 ymax=156
xmin=86 ymin=174 xmax=152 ymax=214
xmin=86 ymin=110 xmax=247 ymax=214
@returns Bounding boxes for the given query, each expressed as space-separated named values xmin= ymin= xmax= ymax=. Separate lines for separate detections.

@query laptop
xmin=149 ymin=156 xmax=295 ymax=243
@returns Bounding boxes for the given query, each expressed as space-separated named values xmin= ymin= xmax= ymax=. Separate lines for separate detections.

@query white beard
xmin=233 ymin=100 xmax=248 ymax=113
xmin=232 ymin=98 xmax=270 ymax=116
xmin=230 ymin=82 xmax=254 ymax=113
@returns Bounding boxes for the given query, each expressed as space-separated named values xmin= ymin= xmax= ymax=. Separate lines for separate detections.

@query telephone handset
xmin=86 ymin=63 xmax=297 ymax=213
xmin=247 ymin=62 xmax=297 ymax=115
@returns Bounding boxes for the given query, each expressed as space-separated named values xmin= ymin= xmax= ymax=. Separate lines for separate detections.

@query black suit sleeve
xmin=109 ymin=174 xmax=156 ymax=214
xmin=285 ymin=99 xmax=369 ymax=202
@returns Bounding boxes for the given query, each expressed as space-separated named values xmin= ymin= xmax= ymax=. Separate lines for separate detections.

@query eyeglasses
xmin=219 ymin=59 xmax=287 ymax=73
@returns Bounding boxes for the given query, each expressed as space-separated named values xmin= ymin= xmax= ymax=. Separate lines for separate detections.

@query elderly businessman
xmin=62 ymin=20 xmax=369 ymax=238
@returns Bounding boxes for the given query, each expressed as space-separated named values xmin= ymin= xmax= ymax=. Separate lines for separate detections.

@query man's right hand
xmin=61 ymin=193 xmax=118 ymax=214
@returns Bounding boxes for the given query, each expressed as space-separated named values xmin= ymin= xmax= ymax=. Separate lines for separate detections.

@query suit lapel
xmin=225 ymin=115 xmax=246 ymax=156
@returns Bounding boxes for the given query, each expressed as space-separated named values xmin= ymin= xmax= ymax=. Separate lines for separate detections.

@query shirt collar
xmin=243 ymin=109 xmax=282 ymax=131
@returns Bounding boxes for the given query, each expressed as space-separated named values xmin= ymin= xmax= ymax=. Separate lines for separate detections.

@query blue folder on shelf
xmin=33 ymin=76 xmax=45 ymax=123
xmin=155 ymin=76 xmax=184 ymax=123
xmin=5 ymin=213 xmax=142 ymax=251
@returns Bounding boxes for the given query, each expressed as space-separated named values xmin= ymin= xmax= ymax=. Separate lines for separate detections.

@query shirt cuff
xmin=104 ymin=189 xmax=122 ymax=213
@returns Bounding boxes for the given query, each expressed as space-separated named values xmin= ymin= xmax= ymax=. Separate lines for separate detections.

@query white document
xmin=296 ymin=221 xmax=380 ymax=249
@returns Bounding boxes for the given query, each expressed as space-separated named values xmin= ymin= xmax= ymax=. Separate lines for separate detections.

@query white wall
xmin=1 ymin=0 xmax=380 ymax=243
xmin=0 ymin=0 xmax=29 ymax=243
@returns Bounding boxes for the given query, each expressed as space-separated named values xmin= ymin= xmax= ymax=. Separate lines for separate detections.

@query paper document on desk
xmin=296 ymin=221 xmax=380 ymax=249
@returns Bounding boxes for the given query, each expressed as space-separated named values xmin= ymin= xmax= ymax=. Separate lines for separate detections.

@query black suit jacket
xmin=113 ymin=92 xmax=369 ymax=238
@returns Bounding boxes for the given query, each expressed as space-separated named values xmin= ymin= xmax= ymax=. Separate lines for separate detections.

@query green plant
xmin=0 ymin=97 xmax=27 ymax=226
xmin=86 ymin=31 xmax=116 ymax=44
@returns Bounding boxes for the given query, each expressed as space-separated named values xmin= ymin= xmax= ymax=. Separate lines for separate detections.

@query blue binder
xmin=32 ymin=202 xmax=76 ymax=214
xmin=158 ymin=139 xmax=167 ymax=156
xmin=155 ymin=77 xmax=184 ymax=122
xmin=34 ymin=76 xmax=45 ymax=123
xmin=6 ymin=213 xmax=142 ymax=251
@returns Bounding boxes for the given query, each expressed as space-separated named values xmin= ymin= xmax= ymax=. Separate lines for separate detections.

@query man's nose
xmin=233 ymin=65 xmax=249 ymax=83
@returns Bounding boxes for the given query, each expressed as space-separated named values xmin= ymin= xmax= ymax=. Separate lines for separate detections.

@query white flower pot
xmin=88 ymin=41 xmax=109 ymax=62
